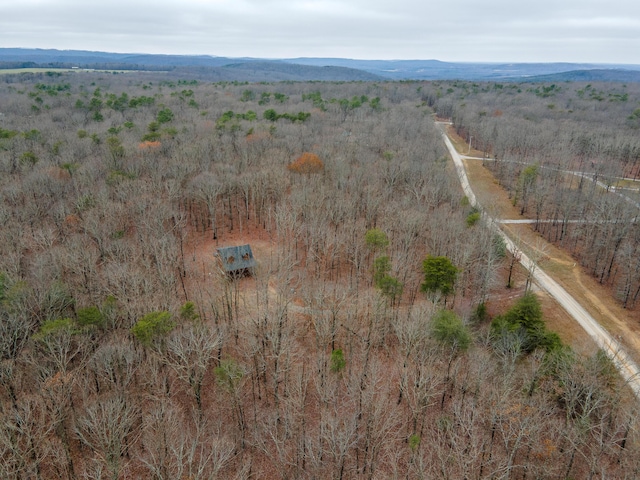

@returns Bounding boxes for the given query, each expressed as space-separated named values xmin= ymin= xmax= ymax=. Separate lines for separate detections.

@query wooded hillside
xmin=0 ymin=72 xmax=638 ymax=478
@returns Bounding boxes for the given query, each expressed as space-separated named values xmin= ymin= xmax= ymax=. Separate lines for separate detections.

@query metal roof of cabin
xmin=216 ymin=244 xmax=257 ymax=273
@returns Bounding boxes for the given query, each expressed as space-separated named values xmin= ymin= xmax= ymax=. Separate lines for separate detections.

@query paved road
xmin=438 ymin=124 xmax=640 ymax=399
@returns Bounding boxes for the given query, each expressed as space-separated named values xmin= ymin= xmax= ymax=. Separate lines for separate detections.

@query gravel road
xmin=438 ymin=125 xmax=640 ymax=399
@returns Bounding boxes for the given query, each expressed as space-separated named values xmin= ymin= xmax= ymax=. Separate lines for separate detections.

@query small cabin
xmin=216 ymin=244 xmax=256 ymax=277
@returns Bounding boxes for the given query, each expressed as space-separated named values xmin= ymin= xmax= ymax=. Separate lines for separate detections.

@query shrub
xmin=156 ymin=108 xmax=174 ymax=123
xmin=36 ymin=318 xmax=77 ymax=339
xmin=431 ymin=310 xmax=472 ymax=351
xmin=330 ymin=349 xmax=346 ymax=373
xmin=131 ymin=311 xmax=175 ymax=347
xmin=490 ymin=293 xmax=562 ymax=353
xmin=372 ymin=256 xmax=391 ymax=286
xmin=421 ymin=255 xmax=458 ymax=297
xmin=466 ymin=211 xmax=481 ymax=227
xmin=264 ymin=109 xmax=279 ymax=122
xmin=77 ymin=306 xmax=104 ymax=328
xmin=365 ymin=228 xmax=389 ymax=251
xmin=377 ymin=275 xmax=403 ymax=303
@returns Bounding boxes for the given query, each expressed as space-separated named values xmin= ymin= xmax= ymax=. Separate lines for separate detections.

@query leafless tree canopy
xmin=424 ymin=80 xmax=640 ymax=308
xmin=0 ymin=71 xmax=638 ymax=478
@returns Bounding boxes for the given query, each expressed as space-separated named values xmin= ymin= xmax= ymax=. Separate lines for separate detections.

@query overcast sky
xmin=2 ymin=0 xmax=639 ymax=64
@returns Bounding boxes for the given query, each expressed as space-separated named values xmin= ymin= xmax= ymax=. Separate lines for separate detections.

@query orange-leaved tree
xmin=138 ymin=140 xmax=161 ymax=150
xmin=287 ymin=152 xmax=324 ymax=175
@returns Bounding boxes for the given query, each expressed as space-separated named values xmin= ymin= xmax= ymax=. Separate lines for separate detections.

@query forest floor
xmin=181 ymin=128 xmax=640 ymax=371
xmin=180 ymin=219 xmax=279 ymax=326
xmin=446 ymin=126 xmax=640 ymax=365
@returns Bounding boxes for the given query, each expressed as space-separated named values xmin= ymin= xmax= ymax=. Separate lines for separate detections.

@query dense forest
xmin=424 ymin=80 xmax=640 ymax=308
xmin=0 ymin=71 xmax=638 ymax=478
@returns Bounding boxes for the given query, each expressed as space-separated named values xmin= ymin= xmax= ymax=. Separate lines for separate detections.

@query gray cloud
xmin=1 ymin=0 xmax=638 ymax=62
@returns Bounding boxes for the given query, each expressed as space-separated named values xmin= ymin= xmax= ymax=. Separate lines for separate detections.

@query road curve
xmin=437 ymin=124 xmax=640 ymax=399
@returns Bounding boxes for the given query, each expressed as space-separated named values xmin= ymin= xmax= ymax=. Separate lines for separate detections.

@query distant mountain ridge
xmin=283 ymin=58 xmax=640 ymax=81
xmin=2 ymin=48 xmax=640 ymax=82
xmin=519 ymin=69 xmax=640 ymax=83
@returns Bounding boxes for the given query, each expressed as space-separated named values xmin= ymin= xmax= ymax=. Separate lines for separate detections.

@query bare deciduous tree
xmin=164 ymin=321 xmax=223 ymax=412
xmin=74 ymin=394 xmax=140 ymax=479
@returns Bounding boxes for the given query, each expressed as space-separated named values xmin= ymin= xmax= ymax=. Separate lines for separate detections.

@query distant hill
xmin=0 ymin=48 xmax=231 ymax=67
xmin=1 ymin=48 xmax=640 ymax=82
xmin=0 ymin=48 xmax=381 ymax=82
xmin=520 ymin=69 xmax=640 ymax=83
xmin=284 ymin=58 xmax=640 ymax=81
xmin=219 ymin=62 xmax=381 ymax=81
